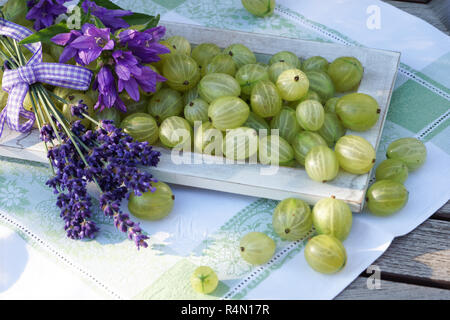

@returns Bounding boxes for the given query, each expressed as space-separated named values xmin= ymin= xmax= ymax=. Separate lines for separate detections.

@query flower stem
xmin=81 ymin=113 xmax=100 ymax=126
xmin=12 ymin=39 xmax=26 ymax=66
xmin=0 ymin=37 xmax=19 ymax=66
xmin=37 ymin=86 xmax=105 ymax=191
xmin=33 ymin=87 xmax=63 ymax=144
xmin=46 ymin=90 xmax=69 ymax=105
xmin=28 ymin=87 xmax=56 ymax=176
xmin=46 ymin=90 xmax=101 ymax=127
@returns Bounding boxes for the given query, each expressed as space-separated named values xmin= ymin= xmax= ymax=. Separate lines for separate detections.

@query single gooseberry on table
xmin=312 ymin=197 xmax=353 ymax=241
xmin=304 ymin=234 xmax=347 ymax=274
xmin=190 ymin=266 xmax=219 ymax=294
xmin=272 ymin=198 xmax=312 ymax=241
xmin=366 ymin=180 xmax=409 ymax=216
xmin=240 ymin=232 xmax=276 ymax=265
xmin=375 ymin=159 xmax=409 ymax=184
xmin=386 ymin=137 xmax=427 ymax=171
xmin=241 ymin=0 xmax=276 ymax=17
xmin=128 ymin=181 xmax=175 ymax=221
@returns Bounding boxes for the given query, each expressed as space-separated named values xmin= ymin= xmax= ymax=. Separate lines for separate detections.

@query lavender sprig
xmin=44 ymin=116 xmax=160 ymax=249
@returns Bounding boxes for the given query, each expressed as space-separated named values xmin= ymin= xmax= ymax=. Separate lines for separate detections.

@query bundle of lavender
xmin=0 ymin=0 xmax=170 ymax=249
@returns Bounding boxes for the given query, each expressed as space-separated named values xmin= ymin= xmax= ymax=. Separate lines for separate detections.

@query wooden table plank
xmin=338 ymin=218 xmax=450 ymax=299
xmin=336 ymin=277 xmax=450 ymax=300
xmin=433 ymin=200 xmax=450 ymax=220
xmin=371 ymin=219 xmax=450 ymax=287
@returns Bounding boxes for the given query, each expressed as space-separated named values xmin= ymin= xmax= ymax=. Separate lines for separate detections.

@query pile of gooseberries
xmin=61 ymin=33 xmax=393 ymax=188
xmin=95 ymin=34 xmax=386 ymax=188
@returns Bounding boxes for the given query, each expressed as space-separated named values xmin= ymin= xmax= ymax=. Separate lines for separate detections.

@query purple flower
xmin=70 ymin=24 xmax=115 ymax=65
xmin=52 ymin=22 xmax=167 ymax=110
xmin=93 ymin=66 xmax=126 ymax=112
xmin=52 ymin=24 xmax=114 ymax=66
xmin=113 ymin=50 xmax=141 ymax=101
xmin=39 ymin=124 xmax=55 ymax=142
xmin=26 ymin=0 xmax=67 ymax=31
xmin=118 ymin=26 xmax=170 ymax=64
xmin=113 ymin=50 xmax=166 ymax=101
xmin=135 ymin=66 xmax=166 ymax=96
xmin=52 ymin=30 xmax=82 ymax=64
xmin=81 ymin=0 xmax=132 ymax=32
xmin=71 ymin=101 xmax=88 ymax=118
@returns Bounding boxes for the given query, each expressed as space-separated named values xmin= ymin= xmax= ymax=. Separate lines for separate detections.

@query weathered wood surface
xmin=339 ymin=219 xmax=450 ymax=299
xmin=372 ymin=219 xmax=450 ymax=287
xmin=433 ymin=201 xmax=450 ymax=220
xmin=336 ymin=277 xmax=450 ymax=300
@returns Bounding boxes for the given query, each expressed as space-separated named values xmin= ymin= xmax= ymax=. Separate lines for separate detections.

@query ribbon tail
xmin=4 ymin=83 xmax=35 ymax=134
xmin=0 ymin=108 xmax=8 ymax=138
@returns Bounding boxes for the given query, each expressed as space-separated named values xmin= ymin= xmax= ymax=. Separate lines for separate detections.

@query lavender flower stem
xmin=38 ymin=86 xmax=106 ymax=191
xmin=29 ymin=89 xmax=43 ymax=130
xmin=38 ymin=87 xmax=89 ymax=164
xmin=0 ymin=48 xmax=15 ymax=68
xmin=28 ymin=87 xmax=57 ymax=176
xmin=80 ymin=113 xmax=100 ymax=126
xmin=12 ymin=39 xmax=25 ymax=66
xmin=29 ymin=86 xmax=58 ymax=148
xmin=34 ymin=88 xmax=64 ymax=144
xmin=0 ymin=41 xmax=18 ymax=67
xmin=36 ymin=93 xmax=99 ymax=167
xmin=0 ymin=37 xmax=19 ymax=65
xmin=42 ymin=93 xmax=99 ymax=135
xmin=49 ymin=91 xmax=102 ymax=131
xmin=29 ymin=87 xmax=50 ymax=138
xmin=46 ymin=90 xmax=70 ymax=105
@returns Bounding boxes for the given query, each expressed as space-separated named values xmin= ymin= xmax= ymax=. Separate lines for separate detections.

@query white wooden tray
xmin=0 ymin=22 xmax=400 ymax=212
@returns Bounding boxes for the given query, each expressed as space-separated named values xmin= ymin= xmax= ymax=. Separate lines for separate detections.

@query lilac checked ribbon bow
xmin=0 ymin=19 xmax=93 ymax=137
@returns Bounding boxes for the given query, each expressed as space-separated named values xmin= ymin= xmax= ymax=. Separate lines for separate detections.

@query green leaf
xmin=19 ymin=23 xmax=71 ymax=45
xmin=123 ymin=13 xmax=159 ymax=26
xmin=134 ymin=14 xmax=161 ymax=32
xmin=92 ymin=0 xmax=123 ymax=10
xmin=90 ymin=0 xmax=159 ymax=29
xmin=80 ymin=4 xmax=92 ymax=25
xmin=93 ymin=16 xmax=106 ymax=29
